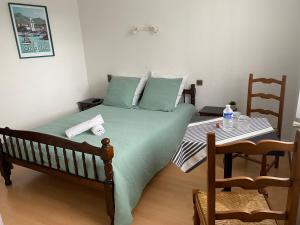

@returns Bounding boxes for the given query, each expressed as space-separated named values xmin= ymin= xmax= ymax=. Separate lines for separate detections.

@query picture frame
xmin=8 ymin=3 xmax=55 ymax=59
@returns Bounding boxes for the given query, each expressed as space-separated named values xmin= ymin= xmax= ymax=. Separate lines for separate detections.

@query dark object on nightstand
xmin=77 ymin=98 xmax=103 ymax=111
xmin=199 ymin=106 xmax=237 ymax=117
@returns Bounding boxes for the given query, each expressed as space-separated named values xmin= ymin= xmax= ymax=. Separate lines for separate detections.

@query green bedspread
xmin=13 ymin=104 xmax=195 ymax=225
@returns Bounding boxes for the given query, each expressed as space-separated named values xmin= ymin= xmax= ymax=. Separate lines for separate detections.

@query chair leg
xmin=288 ymin=152 xmax=292 ymax=170
xmin=0 ymin=155 xmax=12 ymax=186
xmin=193 ymin=203 xmax=200 ymax=225
xmin=192 ymin=190 xmax=201 ymax=225
xmin=260 ymin=155 xmax=267 ymax=176
xmin=274 ymin=155 xmax=280 ymax=168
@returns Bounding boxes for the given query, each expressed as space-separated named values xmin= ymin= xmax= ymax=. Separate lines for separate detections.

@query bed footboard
xmin=0 ymin=127 xmax=115 ymax=225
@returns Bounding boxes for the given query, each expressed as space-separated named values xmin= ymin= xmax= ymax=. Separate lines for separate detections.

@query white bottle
xmin=223 ymin=105 xmax=233 ymax=131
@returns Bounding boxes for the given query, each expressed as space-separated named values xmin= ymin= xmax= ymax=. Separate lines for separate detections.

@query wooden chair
xmin=193 ymin=130 xmax=300 ymax=225
xmin=240 ymin=74 xmax=287 ymax=175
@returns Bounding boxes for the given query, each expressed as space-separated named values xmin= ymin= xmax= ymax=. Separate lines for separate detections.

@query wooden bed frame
xmin=0 ymin=84 xmax=196 ymax=225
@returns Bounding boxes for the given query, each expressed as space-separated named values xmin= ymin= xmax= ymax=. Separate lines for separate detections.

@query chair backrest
xmin=206 ymin=130 xmax=300 ymax=225
xmin=246 ymin=74 xmax=287 ymax=138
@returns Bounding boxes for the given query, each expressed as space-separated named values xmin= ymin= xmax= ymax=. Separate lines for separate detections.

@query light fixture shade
xmin=297 ymin=90 xmax=300 ymax=120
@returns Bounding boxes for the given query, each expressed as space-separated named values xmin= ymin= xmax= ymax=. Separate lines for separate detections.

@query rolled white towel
xmin=91 ymin=124 xmax=105 ymax=136
xmin=65 ymin=114 xmax=104 ymax=138
xmin=89 ymin=114 xmax=104 ymax=125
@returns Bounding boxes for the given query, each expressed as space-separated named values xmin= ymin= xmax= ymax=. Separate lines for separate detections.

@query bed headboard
xmin=183 ymin=84 xmax=196 ymax=106
xmin=107 ymin=74 xmax=196 ymax=106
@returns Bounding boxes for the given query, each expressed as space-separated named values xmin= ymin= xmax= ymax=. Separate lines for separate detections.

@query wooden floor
xmin=0 ymin=155 xmax=290 ymax=225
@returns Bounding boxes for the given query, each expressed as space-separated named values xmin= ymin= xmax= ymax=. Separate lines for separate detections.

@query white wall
xmin=0 ymin=0 xmax=90 ymax=129
xmin=78 ymin=0 xmax=300 ymax=139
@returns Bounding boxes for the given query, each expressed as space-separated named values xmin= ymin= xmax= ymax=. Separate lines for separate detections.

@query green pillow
xmin=103 ymin=76 xmax=141 ymax=108
xmin=139 ymin=77 xmax=183 ymax=112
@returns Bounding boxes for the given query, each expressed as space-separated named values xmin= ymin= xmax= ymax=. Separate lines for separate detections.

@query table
xmin=199 ymin=106 xmax=237 ymax=117
xmin=173 ymin=116 xmax=280 ymax=189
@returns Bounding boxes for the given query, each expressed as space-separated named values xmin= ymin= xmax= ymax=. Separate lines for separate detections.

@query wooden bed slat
xmin=30 ymin=141 xmax=36 ymax=163
xmin=54 ymin=146 xmax=60 ymax=170
xmin=92 ymin=155 xmax=99 ymax=180
xmin=15 ymin=138 xmax=22 ymax=160
xmin=9 ymin=137 xmax=16 ymax=158
xmin=3 ymin=135 xmax=9 ymax=155
xmin=72 ymin=150 xmax=78 ymax=176
xmin=0 ymin=138 xmax=3 ymax=154
xmin=22 ymin=139 xmax=29 ymax=162
xmin=63 ymin=148 xmax=69 ymax=173
xmin=38 ymin=143 xmax=44 ymax=166
xmin=82 ymin=152 xmax=88 ymax=178
xmin=45 ymin=144 xmax=52 ymax=168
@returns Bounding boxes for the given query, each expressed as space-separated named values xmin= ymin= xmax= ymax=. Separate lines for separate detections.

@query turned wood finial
xmin=100 ymin=138 xmax=114 ymax=182
xmin=102 ymin=138 xmax=110 ymax=146
xmin=101 ymin=138 xmax=114 ymax=160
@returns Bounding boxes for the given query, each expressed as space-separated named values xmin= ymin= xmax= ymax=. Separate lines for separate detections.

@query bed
xmin=0 ymin=84 xmax=196 ymax=225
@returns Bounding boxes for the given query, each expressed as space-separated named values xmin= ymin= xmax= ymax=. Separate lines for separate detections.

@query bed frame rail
xmin=0 ymin=127 xmax=115 ymax=224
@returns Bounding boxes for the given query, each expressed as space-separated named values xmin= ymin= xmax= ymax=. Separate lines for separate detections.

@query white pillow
xmin=108 ymin=74 xmax=148 ymax=106
xmin=132 ymin=76 xmax=148 ymax=105
xmin=150 ymin=72 xmax=187 ymax=107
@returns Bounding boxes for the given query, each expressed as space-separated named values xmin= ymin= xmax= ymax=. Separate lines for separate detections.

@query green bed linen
xmin=5 ymin=104 xmax=195 ymax=225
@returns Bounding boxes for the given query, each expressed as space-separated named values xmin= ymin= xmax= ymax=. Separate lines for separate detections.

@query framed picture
xmin=8 ymin=3 xmax=55 ymax=59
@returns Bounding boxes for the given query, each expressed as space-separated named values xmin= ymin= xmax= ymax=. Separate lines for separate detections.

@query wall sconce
xmin=132 ymin=25 xmax=159 ymax=34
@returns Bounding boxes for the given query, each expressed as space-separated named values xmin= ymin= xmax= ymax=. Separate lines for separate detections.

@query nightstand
xmin=77 ymin=98 xmax=103 ymax=111
xmin=199 ymin=106 xmax=237 ymax=117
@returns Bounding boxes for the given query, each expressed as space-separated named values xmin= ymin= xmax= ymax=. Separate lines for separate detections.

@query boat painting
xmin=9 ymin=3 xmax=55 ymax=58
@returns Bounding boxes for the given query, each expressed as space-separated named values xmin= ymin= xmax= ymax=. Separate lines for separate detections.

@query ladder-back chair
xmin=193 ymin=130 xmax=300 ymax=225
xmin=243 ymin=74 xmax=287 ymax=174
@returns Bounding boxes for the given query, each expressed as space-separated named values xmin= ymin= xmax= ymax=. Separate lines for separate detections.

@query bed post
xmin=191 ymin=84 xmax=196 ymax=106
xmin=100 ymin=138 xmax=115 ymax=225
xmin=0 ymin=138 xmax=12 ymax=186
